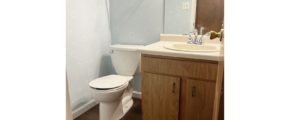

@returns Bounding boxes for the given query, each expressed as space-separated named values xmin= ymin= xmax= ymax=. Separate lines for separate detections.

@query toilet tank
xmin=110 ymin=44 xmax=144 ymax=76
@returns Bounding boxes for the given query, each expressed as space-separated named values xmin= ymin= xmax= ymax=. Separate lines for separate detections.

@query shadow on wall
xmin=130 ymin=73 xmax=142 ymax=92
xmin=97 ymin=54 xmax=116 ymax=78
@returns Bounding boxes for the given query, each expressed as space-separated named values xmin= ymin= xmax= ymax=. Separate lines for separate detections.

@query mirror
xmin=164 ymin=0 xmax=224 ymax=35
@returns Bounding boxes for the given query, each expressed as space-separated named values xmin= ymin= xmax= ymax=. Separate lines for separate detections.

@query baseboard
xmin=133 ymin=91 xmax=142 ymax=99
xmin=72 ymin=100 xmax=99 ymax=119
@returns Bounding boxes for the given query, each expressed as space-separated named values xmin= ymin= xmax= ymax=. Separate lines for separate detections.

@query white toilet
xmin=89 ymin=44 xmax=144 ymax=120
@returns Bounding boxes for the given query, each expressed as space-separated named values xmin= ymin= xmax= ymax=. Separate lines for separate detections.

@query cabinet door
xmin=185 ymin=79 xmax=216 ymax=120
xmin=142 ymin=73 xmax=180 ymax=120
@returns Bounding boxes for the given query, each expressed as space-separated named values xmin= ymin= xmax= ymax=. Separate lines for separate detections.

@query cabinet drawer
xmin=142 ymin=56 xmax=218 ymax=81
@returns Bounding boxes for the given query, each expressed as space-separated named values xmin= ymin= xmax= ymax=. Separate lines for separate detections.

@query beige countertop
xmin=136 ymin=34 xmax=221 ymax=61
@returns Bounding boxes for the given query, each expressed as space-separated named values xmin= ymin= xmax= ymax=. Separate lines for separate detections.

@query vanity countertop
xmin=136 ymin=41 xmax=221 ymax=61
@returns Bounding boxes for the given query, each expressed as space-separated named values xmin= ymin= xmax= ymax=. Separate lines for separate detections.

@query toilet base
xmin=98 ymin=82 xmax=134 ymax=120
xmin=122 ymin=98 xmax=133 ymax=116
xmin=99 ymin=98 xmax=133 ymax=120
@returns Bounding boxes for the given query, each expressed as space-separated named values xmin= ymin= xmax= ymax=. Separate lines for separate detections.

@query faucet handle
xmin=183 ymin=33 xmax=194 ymax=44
xmin=183 ymin=33 xmax=192 ymax=39
xmin=192 ymin=28 xmax=198 ymax=35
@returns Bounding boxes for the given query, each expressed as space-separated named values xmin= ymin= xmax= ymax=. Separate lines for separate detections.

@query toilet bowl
xmin=89 ymin=44 xmax=144 ymax=120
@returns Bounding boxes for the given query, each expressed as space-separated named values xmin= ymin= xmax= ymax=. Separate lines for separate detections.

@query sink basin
xmin=163 ymin=43 xmax=220 ymax=52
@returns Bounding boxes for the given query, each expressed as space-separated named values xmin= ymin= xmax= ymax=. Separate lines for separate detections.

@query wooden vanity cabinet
xmin=141 ymin=54 xmax=218 ymax=120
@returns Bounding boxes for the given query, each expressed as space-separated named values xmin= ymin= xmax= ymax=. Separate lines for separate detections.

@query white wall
xmin=66 ymin=0 xmax=115 ymax=111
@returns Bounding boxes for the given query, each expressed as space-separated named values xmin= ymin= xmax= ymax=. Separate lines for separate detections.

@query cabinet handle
xmin=172 ymin=82 xmax=176 ymax=93
xmin=192 ymin=86 xmax=196 ymax=97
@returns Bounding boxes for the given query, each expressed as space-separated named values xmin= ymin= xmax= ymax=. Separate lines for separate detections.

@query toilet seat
xmin=90 ymin=82 xmax=129 ymax=93
xmin=89 ymin=75 xmax=133 ymax=90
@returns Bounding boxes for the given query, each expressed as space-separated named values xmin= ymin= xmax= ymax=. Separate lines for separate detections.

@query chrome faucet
xmin=193 ymin=29 xmax=198 ymax=44
xmin=198 ymin=26 xmax=205 ymax=45
xmin=183 ymin=29 xmax=198 ymax=44
xmin=184 ymin=26 xmax=210 ymax=45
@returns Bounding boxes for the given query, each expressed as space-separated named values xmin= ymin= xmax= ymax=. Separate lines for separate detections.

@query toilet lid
xmin=89 ymin=75 xmax=133 ymax=89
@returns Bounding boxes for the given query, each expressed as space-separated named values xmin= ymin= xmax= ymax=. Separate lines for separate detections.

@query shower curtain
xmin=64 ymin=68 xmax=73 ymax=120
xmin=66 ymin=0 xmax=112 ymax=118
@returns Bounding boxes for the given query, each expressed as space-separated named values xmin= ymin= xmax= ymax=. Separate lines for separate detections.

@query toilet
xmin=89 ymin=44 xmax=144 ymax=120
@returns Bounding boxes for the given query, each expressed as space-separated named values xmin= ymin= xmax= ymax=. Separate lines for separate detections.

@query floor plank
xmin=75 ymin=98 xmax=142 ymax=120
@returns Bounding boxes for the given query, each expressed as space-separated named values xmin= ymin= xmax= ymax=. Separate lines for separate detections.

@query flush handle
xmin=191 ymin=86 xmax=196 ymax=97
xmin=109 ymin=50 xmax=114 ymax=54
xmin=172 ymin=82 xmax=176 ymax=93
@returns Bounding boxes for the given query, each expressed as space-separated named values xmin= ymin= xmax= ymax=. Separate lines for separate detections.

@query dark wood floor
xmin=75 ymin=98 xmax=142 ymax=120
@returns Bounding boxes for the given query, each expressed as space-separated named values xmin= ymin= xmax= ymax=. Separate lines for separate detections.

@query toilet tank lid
xmin=110 ymin=44 xmax=144 ymax=51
